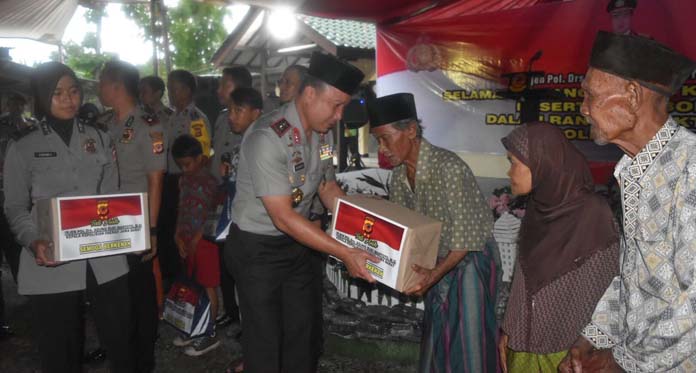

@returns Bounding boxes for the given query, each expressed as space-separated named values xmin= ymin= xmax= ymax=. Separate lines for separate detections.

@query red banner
xmin=60 ymin=195 xmax=143 ymax=230
xmin=334 ymin=202 xmax=405 ymax=251
xmin=376 ymin=0 xmax=696 ymax=161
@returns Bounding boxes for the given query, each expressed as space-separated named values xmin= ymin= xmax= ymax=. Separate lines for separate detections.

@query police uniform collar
xmin=120 ymin=105 xmax=139 ymax=126
xmin=176 ymin=102 xmax=196 ymax=116
xmin=283 ymin=100 xmax=302 ymax=130
xmin=285 ymin=100 xmax=314 ymax=143
xmin=40 ymin=119 xmax=51 ymax=135
xmin=185 ymin=102 xmax=196 ymax=114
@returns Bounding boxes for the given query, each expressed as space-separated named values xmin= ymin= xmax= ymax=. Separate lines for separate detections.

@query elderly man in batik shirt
xmin=559 ymin=32 xmax=696 ymax=372
xmin=368 ymin=93 xmax=500 ymax=373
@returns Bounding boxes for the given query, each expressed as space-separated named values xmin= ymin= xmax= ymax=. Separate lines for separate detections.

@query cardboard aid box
xmin=36 ymin=193 xmax=150 ymax=261
xmin=330 ymin=195 xmax=442 ymax=292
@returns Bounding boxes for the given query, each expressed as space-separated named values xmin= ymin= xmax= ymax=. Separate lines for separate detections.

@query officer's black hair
xmin=101 ymin=60 xmax=140 ymax=100
xmin=7 ymin=93 xmax=27 ymax=105
xmin=284 ymin=65 xmax=308 ymax=82
xmin=140 ymin=75 xmax=166 ymax=99
xmin=168 ymin=70 xmax=197 ymax=94
xmin=230 ymin=87 xmax=263 ymax=111
xmin=222 ymin=66 xmax=252 ymax=89
xmin=298 ymin=74 xmax=328 ymax=95
xmin=171 ymin=134 xmax=203 ymax=159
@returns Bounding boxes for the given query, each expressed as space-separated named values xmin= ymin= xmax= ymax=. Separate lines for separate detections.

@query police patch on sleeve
xmin=150 ymin=131 xmax=164 ymax=154
xmin=270 ymin=118 xmax=291 ymax=137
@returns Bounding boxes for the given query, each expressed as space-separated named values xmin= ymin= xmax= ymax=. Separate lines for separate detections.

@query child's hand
xmin=187 ymin=234 xmax=201 ymax=258
xmin=175 ymin=236 xmax=187 ymax=259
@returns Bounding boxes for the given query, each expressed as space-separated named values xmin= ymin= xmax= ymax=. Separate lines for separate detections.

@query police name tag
xmin=34 ymin=152 xmax=57 ymax=158
xmin=319 ymin=144 xmax=333 ymax=160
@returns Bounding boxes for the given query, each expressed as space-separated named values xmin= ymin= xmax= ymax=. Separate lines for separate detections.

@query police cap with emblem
xmin=607 ymin=0 xmax=636 ymax=13
xmin=308 ymin=52 xmax=364 ymax=95
xmin=367 ymin=93 xmax=418 ymax=128
xmin=589 ymin=31 xmax=696 ymax=96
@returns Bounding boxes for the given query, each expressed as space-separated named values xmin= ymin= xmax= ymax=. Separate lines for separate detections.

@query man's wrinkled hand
xmin=403 ymin=264 xmax=437 ymax=296
xmin=30 ymin=239 xmax=61 ymax=267
xmin=175 ymin=237 xmax=187 ymax=259
xmin=499 ymin=333 xmax=509 ymax=373
xmin=558 ymin=337 xmax=622 ymax=373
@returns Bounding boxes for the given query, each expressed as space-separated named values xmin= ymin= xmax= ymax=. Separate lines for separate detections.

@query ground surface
xmin=0 ymin=263 xmax=418 ymax=373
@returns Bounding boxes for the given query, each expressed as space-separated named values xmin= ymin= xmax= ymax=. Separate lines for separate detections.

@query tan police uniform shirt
xmin=99 ymin=105 xmax=167 ymax=194
xmin=231 ymin=100 xmax=335 ymax=236
xmin=3 ymin=119 xmax=127 ymax=295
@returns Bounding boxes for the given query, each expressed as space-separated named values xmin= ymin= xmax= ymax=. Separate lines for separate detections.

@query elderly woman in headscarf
xmin=498 ymin=122 xmax=620 ymax=373
xmin=368 ymin=93 xmax=500 ymax=373
xmin=3 ymin=62 xmax=132 ymax=372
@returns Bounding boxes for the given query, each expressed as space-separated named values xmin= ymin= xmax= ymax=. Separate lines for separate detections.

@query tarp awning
xmin=0 ymin=0 xmax=79 ymax=44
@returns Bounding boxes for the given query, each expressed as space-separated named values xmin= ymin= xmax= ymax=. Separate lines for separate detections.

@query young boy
xmin=171 ymin=134 xmax=221 ymax=356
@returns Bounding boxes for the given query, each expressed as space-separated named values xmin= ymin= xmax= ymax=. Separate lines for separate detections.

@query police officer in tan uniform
xmin=139 ymin=75 xmax=174 ymax=126
xmin=3 ymin=62 xmax=132 ymax=372
xmin=226 ymin=52 xmax=378 ymax=373
xmin=98 ymin=60 xmax=165 ymax=373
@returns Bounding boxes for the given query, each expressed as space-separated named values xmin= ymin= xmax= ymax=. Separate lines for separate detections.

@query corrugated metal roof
xmin=298 ymin=15 xmax=375 ymax=50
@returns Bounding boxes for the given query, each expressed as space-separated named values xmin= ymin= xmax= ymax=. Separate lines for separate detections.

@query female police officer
xmin=3 ymin=62 xmax=132 ymax=372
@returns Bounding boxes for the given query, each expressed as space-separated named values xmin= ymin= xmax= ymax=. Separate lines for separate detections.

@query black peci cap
xmin=589 ymin=31 xmax=696 ymax=96
xmin=367 ymin=93 xmax=418 ymax=128
xmin=308 ymin=52 xmax=364 ymax=95
xmin=607 ymin=0 xmax=636 ymax=13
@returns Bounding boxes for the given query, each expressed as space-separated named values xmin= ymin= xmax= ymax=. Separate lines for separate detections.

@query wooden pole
xmin=161 ymin=0 xmax=172 ymax=73
xmin=150 ymin=0 xmax=159 ymax=75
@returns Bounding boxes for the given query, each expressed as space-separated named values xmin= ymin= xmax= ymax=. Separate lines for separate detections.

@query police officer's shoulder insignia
xmin=13 ymin=123 xmax=38 ymax=140
xmin=149 ymin=131 xmax=164 ymax=154
xmin=270 ymin=118 xmax=291 ymax=137
xmin=93 ymin=110 xmax=114 ymax=131
xmin=97 ymin=110 xmax=114 ymax=124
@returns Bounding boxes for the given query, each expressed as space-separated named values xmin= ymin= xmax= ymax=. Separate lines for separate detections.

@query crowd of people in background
xmin=0 ymin=22 xmax=696 ymax=373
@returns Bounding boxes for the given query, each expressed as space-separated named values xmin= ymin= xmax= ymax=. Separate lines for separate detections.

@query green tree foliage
xmin=122 ymin=0 xmax=227 ymax=72
xmin=50 ymin=6 xmax=114 ymax=79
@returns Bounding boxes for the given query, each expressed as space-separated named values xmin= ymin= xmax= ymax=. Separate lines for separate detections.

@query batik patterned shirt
xmin=582 ymin=118 xmax=696 ymax=372
xmin=177 ymin=168 xmax=219 ymax=244
xmin=389 ymin=140 xmax=492 ymax=257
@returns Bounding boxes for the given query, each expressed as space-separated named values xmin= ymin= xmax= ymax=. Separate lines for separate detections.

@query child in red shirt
xmin=171 ymin=134 xmax=221 ymax=356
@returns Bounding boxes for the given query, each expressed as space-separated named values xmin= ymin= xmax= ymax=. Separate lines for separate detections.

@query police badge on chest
xmin=84 ymin=138 xmax=97 ymax=154
xmin=121 ymin=128 xmax=134 ymax=143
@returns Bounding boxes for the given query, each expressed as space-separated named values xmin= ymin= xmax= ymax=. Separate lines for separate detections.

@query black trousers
xmin=158 ymin=173 xmax=181 ymax=281
xmin=218 ymin=242 xmax=239 ymax=322
xmin=225 ymin=224 xmax=321 ymax=373
xmin=0 ymin=212 xmax=20 ymax=325
xmin=30 ymin=266 xmax=132 ymax=373
xmin=127 ymin=255 xmax=158 ymax=373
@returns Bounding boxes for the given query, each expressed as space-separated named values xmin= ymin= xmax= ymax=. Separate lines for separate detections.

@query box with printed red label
xmin=330 ymin=195 xmax=442 ymax=292
xmin=36 ymin=193 xmax=150 ymax=262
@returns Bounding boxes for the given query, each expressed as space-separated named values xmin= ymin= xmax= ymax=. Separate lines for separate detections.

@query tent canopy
xmin=0 ymin=0 xmax=563 ymax=45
